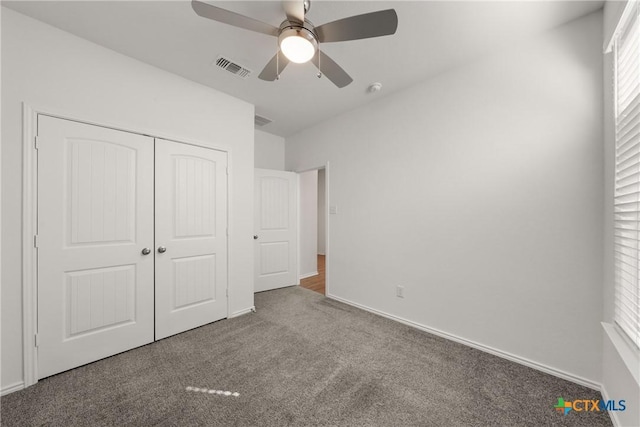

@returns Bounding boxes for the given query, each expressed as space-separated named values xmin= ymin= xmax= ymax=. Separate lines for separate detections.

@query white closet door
xmin=254 ymin=169 xmax=297 ymax=292
xmin=154 ymin=139 xmax=228 ymax=340
xmin=37 ymin=116 xmax=155 ymax=379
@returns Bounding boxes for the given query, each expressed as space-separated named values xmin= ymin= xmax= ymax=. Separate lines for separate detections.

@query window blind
xmin=614 ymin=1 xmax=640 ymax=349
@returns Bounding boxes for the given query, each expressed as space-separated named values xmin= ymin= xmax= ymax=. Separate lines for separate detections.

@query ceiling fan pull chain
xmin=317 ymin=47 xmax=322 ymax=79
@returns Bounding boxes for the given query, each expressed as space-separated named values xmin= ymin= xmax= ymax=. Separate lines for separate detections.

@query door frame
xmin=295 ymin=163 xmax=331 ymax=296
xmin=21 ymin=103 xmax=232 ymax=387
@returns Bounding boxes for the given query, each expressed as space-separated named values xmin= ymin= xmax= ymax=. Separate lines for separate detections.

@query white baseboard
xmin=326 ymin=293 xmax=601 ymax=391
xmin=1 ymin=381 xmax=25 ymax=396
xmin=228 ymin=306 xmax=256 ymax=319
xmin=299 ymin=271 xmax=318 ymax=280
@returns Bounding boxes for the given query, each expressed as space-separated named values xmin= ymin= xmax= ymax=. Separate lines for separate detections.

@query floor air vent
xmin=254 ymin=115 xmax=273 ymax=127
xmin=215 ymin=56 xmax=251 ymax=79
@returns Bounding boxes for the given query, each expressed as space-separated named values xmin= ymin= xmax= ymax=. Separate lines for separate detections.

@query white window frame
xmin=612 ymin=0 xmax=640 ymax=350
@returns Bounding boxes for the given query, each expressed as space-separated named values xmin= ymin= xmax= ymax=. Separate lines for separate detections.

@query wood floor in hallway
xmin=300 ymin=255 xmax=325 ymax=295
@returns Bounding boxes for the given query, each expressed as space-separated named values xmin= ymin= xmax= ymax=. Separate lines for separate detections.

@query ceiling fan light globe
xmin=280 ymin=35 xmax=315 ymax=63
xmin=278 ymin=26 xmax=318 ymax=64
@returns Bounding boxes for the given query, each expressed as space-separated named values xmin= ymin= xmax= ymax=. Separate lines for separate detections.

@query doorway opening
xmin=299 ymin=167 xmax=327 ymax=295
xmin=300 ymin=254 xmax=326 ymax=294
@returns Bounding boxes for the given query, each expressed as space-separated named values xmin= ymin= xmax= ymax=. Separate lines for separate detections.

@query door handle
xmin=141 ymin=248 xmax=151 ymax=255
xmin=253 ymin=235 xmax=259 ymax=240
xmin=157 ymin=246 xmax=167 ymax=253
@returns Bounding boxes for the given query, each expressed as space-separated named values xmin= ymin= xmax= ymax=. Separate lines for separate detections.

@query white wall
xmin=602 ymin=1 xmax=640 ymax=425
xmin=318 ymin=169 xmax=326 ymax=255
xmin=1 ymin=8 xmax=255 ymax=392
xmin=0 ymin=4 xmax=3 ymax=397
xmin=287 ymin=11 xmax=604 ymax=384
xmin=255 ymin=130 xmax=285 ymax=170
xmin=299 ymin=170 xmax=318 ymax=278
xmin=602 ymin=327 xmax=640 ymax=426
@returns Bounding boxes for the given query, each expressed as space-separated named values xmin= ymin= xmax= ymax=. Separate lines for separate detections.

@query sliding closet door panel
xmin=37 ymin=116 xmax=155 ymax=379
xmin=154 ymin=139 xmax=228 ymax=340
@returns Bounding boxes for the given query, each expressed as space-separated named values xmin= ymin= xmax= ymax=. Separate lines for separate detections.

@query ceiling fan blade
xmin=191 ymin=0 xmax=279 ymax=37
xmin=315 ymin=9 xmax=398 ymax=43
xmin=258 ymin=51 xmax=290 ymax=81
xmin=282 ymin=0 xmax=305 ymax=24
xmin=312 ymin=50 xmax=353 ymax=88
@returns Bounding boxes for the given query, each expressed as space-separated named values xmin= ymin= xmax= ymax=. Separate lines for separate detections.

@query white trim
xmin=21 ymin=102 xmax=234 ymax=388
xmin=327 ymin=293 xmax=601 ymax=391
xmin=1 ymin=382 xmax=25 ymax=396
xmin=22 ymin=104 xmax=38 ymax=388
xmin=24 ymin=103 xmax=233 ymax=154
xmin=224 ymin=149 xmax=232 ymax=330
xmin=294 ymin=162 xmax=330 ymax=295
xmin=324 ymin=163 xmax=330 ymax=296
xmin=611 ymin=0 xmax=640 ymax=350
xmin=296 ymin=172 xmax=301 ymax=286
xmin=299 ymin=271 xmax=318 ymax=280
xmin=600 ymin=383 xmax=622 ymax=427
xmin=228 ymin=306 xmax=255 ymax=319
xmin=605 ymin=0 xmax=638 ymax=53
xmin=602 ymin=322 xmax=640 ymax=386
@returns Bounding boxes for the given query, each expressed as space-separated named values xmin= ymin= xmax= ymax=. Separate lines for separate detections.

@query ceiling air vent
xmin=214 ymin=56 xmax=252 ymax=79
xmin=254 ymin=114 xmax=273 ymax=127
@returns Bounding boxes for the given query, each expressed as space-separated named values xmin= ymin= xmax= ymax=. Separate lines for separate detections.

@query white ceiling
xmin=4 ymin=0 xmax=603 ymax=137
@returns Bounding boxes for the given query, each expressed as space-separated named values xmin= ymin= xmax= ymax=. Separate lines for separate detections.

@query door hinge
xmin=226 ymin=289 xmax=229 ymax=297
xmin=34 ymin=333 xmax=39 ymax=348
xmin=226 ymin=228 xmax=229 ymax=237
xmin=34 ymin=136 xmax=40 ymax=150
xmin=226 ymin=167 xmax=229 ymax=176
xmin=33 ymin=235 xmax=39 ymax=248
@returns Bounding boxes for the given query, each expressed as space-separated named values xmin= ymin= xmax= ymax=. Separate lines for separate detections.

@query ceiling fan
xmin=191 ymin=0 xmax=398 ymax=88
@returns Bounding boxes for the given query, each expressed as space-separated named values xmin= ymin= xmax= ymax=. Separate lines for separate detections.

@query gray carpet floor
xmin=1 ymin=286 xmax=612 ymax=426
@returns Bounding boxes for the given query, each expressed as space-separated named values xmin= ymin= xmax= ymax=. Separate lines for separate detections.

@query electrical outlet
xmin=396 ymin=285 xmax=404 ymax=298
